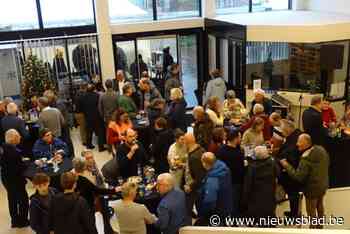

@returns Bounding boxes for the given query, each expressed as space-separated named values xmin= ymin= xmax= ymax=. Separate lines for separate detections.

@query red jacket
xmin=322 ymin=107 xmax=337 ymax=128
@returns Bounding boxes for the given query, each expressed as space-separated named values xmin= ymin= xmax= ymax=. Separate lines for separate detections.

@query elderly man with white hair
xmin=0 ymin=129 xmax=29 ymax=228
xmin=155 ymin=173 xmax=187 ymax=234
xmin=241 ymin=145 xmax=279 ymax=225
xmin=250 ymin=88 xmax=272 ymax=116
xmin=1 ymin=102 xmax=29 ymax=140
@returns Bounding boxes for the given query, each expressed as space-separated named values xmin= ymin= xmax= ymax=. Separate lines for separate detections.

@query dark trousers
xmin=185 ymin=191 xmax=197 ymax=225
xmin=60 ymin=127 xmax=74 ymax=158
xmin=232 ymin=183 xmax=242 ymax=217
xmin=305 ymin=194 xmax=325 ymax=229
xmin=86 ymin=121 xmax=105 ymax=148
xmin=3 ymin=181 xmax=29 ymax=225
xmin=288 ymin=191 xmax=300 ymax=218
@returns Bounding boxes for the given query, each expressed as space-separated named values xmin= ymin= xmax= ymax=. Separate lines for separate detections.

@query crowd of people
xmin=0 ymin=65 xmax=345 ymax=234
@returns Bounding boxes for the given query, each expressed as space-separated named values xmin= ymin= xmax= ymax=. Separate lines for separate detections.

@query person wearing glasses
xmin=155 ymin=173 xmax=187 ymax=234
xmin=32 ymin=128 xmax=69 ymax=160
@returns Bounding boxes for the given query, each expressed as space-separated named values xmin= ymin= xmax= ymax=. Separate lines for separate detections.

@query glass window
xmin=40 ymin=0 xmax=94 ymax=28
xmin=109 ymin=0 xmax=153 ymax=23
xmin=179 ymin=35 xmax=198 ymax=107
xmin=216 ymin=0 xmax=249 ymax=15
xmin=0 ymin=0 xmax=39 ymax=31
xmin=157 ymin=0 xmax=200 ymax=20
xmin=115 ymin=41 xmax=136 ymax=78
xmin=252 ymin=0 xmax=289 ymax=12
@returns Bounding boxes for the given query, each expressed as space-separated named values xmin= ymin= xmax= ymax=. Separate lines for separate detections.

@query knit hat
xmin=39 ymin=128 xmax=51 ymax=138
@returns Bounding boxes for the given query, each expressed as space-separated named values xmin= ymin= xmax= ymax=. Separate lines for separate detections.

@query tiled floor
xmin=0 ymin=128 xmax=294 ymax=234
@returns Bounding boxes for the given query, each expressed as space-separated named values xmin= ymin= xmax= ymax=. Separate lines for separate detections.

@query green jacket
xmin=117 ymin=95 xmax=137 ymax=117
xmin=285 ymin=145 xmax=329 ymax=198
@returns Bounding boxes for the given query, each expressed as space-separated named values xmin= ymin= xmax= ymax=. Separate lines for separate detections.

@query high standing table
xmin=23 ymin=157 xmax=73 ymax=190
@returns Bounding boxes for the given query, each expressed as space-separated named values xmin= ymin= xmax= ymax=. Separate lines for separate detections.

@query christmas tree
xmin=21 ymin=53 xmax=56 ymax=110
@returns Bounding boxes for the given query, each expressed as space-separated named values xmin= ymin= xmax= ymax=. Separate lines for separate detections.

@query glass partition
xmin=246 ymin=41 xmax=350 ymax=100
xmin=252 ymin=0 xmax=289 ymax=12
xmin=109 ymin=0 xmax=153 ymax=23
xmin=157 ymin=0 xmax=200 ymax=20
xmin=216 ymin=0 xmax=250 ymax=14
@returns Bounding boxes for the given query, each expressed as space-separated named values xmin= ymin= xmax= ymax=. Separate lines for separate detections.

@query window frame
xmin=109 ymin=0 xmax=202 ymax=23
xmin=0 ymin=0 xmax=96 ymax=41
xmin=216 ymin=0 xmax=292 ymax=15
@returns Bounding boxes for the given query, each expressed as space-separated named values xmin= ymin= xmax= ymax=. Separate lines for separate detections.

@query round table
xmin=23 ymin=157 xmax=73 ymax=190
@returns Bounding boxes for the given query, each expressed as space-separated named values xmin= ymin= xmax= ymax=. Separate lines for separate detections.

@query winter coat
xmin=155 ymin=189 xmax=186 ymax=234
xmin=32 ymin=138 xmax=69 ymax=160
xmin=193 ymin=113 xmax=214 ymax=150
xmin=242 ymin=157 xmax=278 ymax=219
xmin=117 ymin=95 xmax=138 ymax=117
xmin=216 ymin=144 xmax=245 ymax=185
xmin=166 ymin=99 xmax=187 ymax=132
xmin=146 ymin=106 xmax=165 ymax=129
xmin=302 ymin=107 xmax=326 ymax=145
xmin=98 ymin=89 xmax=119 ymax=123
xmin=285 ymin=145 xmax=329 ymax=198
xmin=78 ymin=91 xmax=103 ymax=126
xmin=49 ymin=192 xmax=98 ymax=234
xmin=276 ymin=129 xmax=303 ymax=194
xmin=30 ymin=188 xmax=57 ymax=234
xmin=164 ymin=77 xmax=181 ymax=101
xmin=1 ymin=114 xmax=29 ymax=140
xmin=204 ymin=77 xmax=227 ymax=103
xmin=197 ymin=160 xmax=233 ymax=218
xmin=152 ymin=128 xmax=174 ymax=174
xmin=0 ymin=143 xmax=27 ymax=186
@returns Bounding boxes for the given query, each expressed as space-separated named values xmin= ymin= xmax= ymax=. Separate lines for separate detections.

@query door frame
xmin=204 ymin=18 xmax=247 ymax=104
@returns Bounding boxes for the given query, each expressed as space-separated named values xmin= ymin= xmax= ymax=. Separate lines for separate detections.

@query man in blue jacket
xmin=155 ymin=173 xmax=187 ymax=234
xmin=196 ymin=152 xmax=233 ymax=226
xmin=32 ymin=128 xmax=69 ymax=160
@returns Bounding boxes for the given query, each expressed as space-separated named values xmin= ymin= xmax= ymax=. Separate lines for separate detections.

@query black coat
xmin=78 ymin=91 xmax=102 ymax=126
xmin=29 ymin=188 xmax=57 ymax=234
xmin=302 ymin=107 xmax=326 ymax=145
xmin=0 ymin=143 xmax=26 ymax=186
xmin=117 ymin=142 xmax=148 ymax=179
xmin=1 ymin=114 xmax=29 ymax=140
xmin=276 ymin=129 xmax=303 ymax=193
xmin=242 ymin=157 xmax=279 ymax=219
xmin=216 ymin=144 xmax=245 ymax=185
xmin=152 ymin=128 xmax=174 ymax=173
xmin=166 ymin=99 xmax=187 ymax=132
xmin=76 ymin=176 xmax=115 ymax=210
xmin=49 ymin=192 xmax=98 ymax=234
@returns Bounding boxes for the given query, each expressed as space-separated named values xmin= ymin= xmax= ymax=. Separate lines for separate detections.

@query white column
xmin=202 ymin=0 xmax=216 ymax=18
xmin=94 ymin=0 xmax=115 ymax=82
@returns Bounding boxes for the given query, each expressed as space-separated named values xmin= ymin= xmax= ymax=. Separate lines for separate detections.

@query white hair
xmin=254 ymin=145 xmax=269 ymax=159
xmin=6 ymin=102 xmax=18 ymax=115
xmin=157 ymin=173 xmax=175 ymax=188
xmin=5 ymin=129 xmax=20 ymax=144
xmin=253 ymin=103 xmax=264 ymax=115
xmin=253 ymin=88 xmax=265 ymax=96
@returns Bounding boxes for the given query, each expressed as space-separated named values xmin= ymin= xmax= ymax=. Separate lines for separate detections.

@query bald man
xmin=192 ymin=106 xmax=214 ymax=150
xmin=280 ymin=133 xmax=329 ymax=228
xmin=117 ymin=129 xmax=148 ymax=179
xmin=155 ymin=173 xmax=187 ymax=234
xmin=196 ymin=152 xmax=232 ymax=226
xmin=112 ymin=69 xmax=134 ymax=95
xmin=183 ymin=133 xmax=206 ymax=222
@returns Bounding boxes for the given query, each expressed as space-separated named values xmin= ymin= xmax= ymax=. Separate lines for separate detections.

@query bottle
xmin=137 ymin=164 xmax=142 ymax=177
